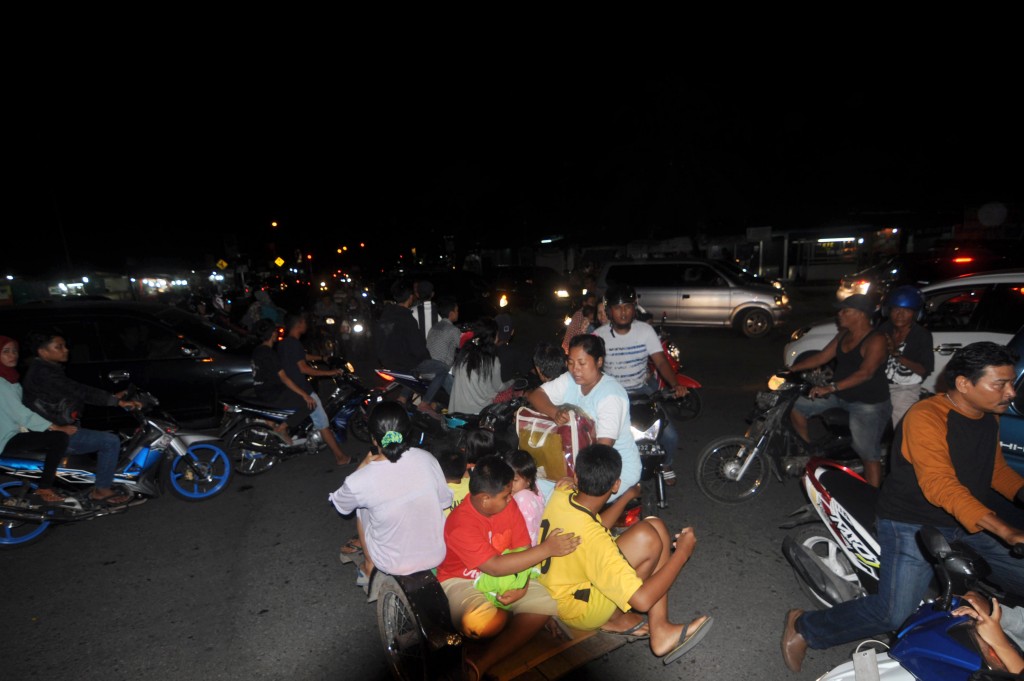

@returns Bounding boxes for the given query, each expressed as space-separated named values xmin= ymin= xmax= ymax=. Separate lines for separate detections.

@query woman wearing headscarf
xmin=0 ymin=336 xmax=74 ymax=505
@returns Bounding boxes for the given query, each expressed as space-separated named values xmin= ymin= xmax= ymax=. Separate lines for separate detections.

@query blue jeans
xmin=631 ymin=379 xmax=680 ymax=469
xmin=309 ymin=392 xmax=329 ymax=430
xmin=798 ymin=518 xmax=1024 ymax=649
xmin=793 ymin=395 xmax=891 ymax=462
xmin=417 ymin=358 xmax=452 ymax=405
xmin=67 ymin=428 xmax=121 ymax=489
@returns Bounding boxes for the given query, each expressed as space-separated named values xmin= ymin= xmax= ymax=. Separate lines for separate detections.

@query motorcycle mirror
xmin=920 ymin=526 xmax=953 ymax=560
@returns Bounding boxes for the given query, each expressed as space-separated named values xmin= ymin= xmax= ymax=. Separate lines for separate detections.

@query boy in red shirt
xmin=437 ymin=455 xmax=581 ymax=681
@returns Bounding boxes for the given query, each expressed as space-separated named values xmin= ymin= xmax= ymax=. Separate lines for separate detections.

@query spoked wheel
xmin=376 ymin=572 xmax=463 ymax=681
xmin=695 ymin=436 xmax=768 ymax=504
xmin=227 ymin=422 xmax=285 ymax=475
xmin=668 ymin=389 xmax=702 ymax=421
xmin=162 ymin=442 xmax=232 ymax=501
xmin=789 ymin=525 xmax=865 ymax=610
xmin=0 ymin=481 xmax=52 ymax=547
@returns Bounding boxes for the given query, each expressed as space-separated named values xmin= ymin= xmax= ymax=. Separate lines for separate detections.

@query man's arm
xmin=277 ymin=370 xmax=317 ymax=408
xmin=649 ymin=352 xmax=687 ymax=397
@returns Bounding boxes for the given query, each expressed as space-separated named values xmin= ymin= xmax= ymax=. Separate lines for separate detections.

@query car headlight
xmin=775 ymin=295 xmax=789 ymax=306
xmin=555 ymin=289 xmax=569 ymax=298
xmin=790 ymin=326 xmax=810 ymax=342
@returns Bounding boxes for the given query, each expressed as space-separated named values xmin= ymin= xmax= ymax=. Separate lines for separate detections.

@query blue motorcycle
xmin=818 ymin=526 xmax=1024 ymax=680
xmin=0 ymin=389 xmax=232 ymax=548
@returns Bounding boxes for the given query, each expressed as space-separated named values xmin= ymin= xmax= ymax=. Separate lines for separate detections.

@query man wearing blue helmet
xmin=878 ymin=285 xmax=934 ymax=428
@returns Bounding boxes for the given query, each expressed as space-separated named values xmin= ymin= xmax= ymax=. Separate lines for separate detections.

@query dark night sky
xmin=10 ymin=67 xmax=1022 ymax=277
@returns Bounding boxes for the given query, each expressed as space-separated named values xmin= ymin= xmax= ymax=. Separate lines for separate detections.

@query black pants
xmin=2 ymin=431 xmax=70 ymax=488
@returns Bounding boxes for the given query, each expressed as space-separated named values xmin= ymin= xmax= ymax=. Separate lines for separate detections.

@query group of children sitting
xmin=328 ymin=343 xmax=713 ymax=680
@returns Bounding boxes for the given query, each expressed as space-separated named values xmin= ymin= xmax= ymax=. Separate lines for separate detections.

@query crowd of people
xmin=3 ymin=270 xmax=1023 ymax=678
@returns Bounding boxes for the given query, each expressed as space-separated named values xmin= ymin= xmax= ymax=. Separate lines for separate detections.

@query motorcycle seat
xmin=230 ymin=388 xmax=296 ymax=412
xmin=818 ymin=468 xmax=878 ymax=531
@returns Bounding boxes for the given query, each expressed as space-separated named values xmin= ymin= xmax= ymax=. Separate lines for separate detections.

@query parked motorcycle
xmin=220 ymin=359 xmax=384 ymax=475
xmin=780 ymin=457 xmax=881 ymax=609
xmin=0 ymin=388 xmax=232 ymax=548
xmin=817 ymin=526 xmax=1024 ymax=681
xmin=694 ymin=368 xmax=861 ymax=504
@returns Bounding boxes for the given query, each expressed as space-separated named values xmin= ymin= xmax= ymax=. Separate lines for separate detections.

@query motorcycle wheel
xmin=162 ymin=443 xmax=232 ymax=501
xmin=376 ymin=574 xmax=461 ymax=681
xmin=668 ymin=389 xmax=702 ymax=421
xmin=0 ymin=481 xmax=51 ymax=547
xmin=349 ymin=412 xmax=370 ymax=442
xmin=789 ymin=525 xmax=864 ymax=610
xmin=227 ymin=422 xmax=285 ymax=475
xmin=695 ymin=436 xmax=768 ymax=504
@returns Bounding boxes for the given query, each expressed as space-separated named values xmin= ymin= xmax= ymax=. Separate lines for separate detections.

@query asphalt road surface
xmin=1 ymin=286 xmax=870 ymax=681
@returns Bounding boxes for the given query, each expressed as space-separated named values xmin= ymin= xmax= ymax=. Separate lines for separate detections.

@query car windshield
xmin=713 ymin=260 xmax=769 ymax=285
xmin=154 ymin=307 xmax=253 ymax=352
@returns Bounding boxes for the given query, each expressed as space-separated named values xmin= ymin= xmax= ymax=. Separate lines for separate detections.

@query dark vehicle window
xmin=155 ymin=307 xmax=252 ymax=352
xmin=15 ymin=319 xmax=104 ymax=364
xmin=972 ymin=283 xmax=1024 ymax=335
xmin=922 ymin=286 xmax=988 ymax=332
xmin=682 ymin=265 xmax=727 ymax=287
xmin=606 ymin=264 xmax=679 ymax=287
xmin=97 ymin=318 xmax=184 ymax=361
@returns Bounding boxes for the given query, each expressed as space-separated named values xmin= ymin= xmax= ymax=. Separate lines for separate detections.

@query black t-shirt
xmin=277 ymin=336 xmax=312 ymax=395
xmin=251 ymin=344 xmax=285 ymax=399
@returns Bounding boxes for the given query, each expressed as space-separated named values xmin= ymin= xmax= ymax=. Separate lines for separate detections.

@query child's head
xmin=533 ymin=342 xmax=567 ymax=383
xmin=503 ymin=449 xmax=538 ymax=494
xmin=468 ymin=454 xmax=515 ymax=516
xmin=434 ymin=438 xmax=469 ymax=483
xmin=574 ymin=444 xmax=622 ymax=497
xmin=580 ymin=304 xmax=596 ymax=323
xmin=462 ymin=427 xmax=497 ymax=465
xmin=368 ymin=401 xmax=412 ymax=463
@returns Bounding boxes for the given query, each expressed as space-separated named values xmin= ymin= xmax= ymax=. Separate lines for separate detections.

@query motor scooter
xmin=0 ymin=388 xmax=232 ymax=548
xmin=816 ymin=526 xmax=1024 ymax=681
xmin=694 ymin=368 xmax=862 ymax=504
xmin=220 ymin=358 xmax=385 ymax=475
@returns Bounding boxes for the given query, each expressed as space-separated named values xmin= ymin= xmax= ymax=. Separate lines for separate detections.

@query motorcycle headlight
xmin=325 ymin=317 xmax=336 ymax=325
xmin=499 ymin=294 xmax=509 ymax=308
xmin=630 ymin=421 xmax=662 ymax=442
xmin=352 ymin=323 xmax=364 ymax=334
xmin=555 ymin=289 xmax=569 ymax=299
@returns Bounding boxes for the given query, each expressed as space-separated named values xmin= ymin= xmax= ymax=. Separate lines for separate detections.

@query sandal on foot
xmin=90 ymin=491 xmax=133 ymax=506
xmin=29 ymin=489 xmax=67 ymax=506
xmin=662 ymin=467 xmax=677 ymax=487
xmin=339 ymin=539 xmax=363 ymax=564
xmin=662 ymin=615 xmax=713 ymax=665
xmin=600 ymin=616 xmax=650 ymax=640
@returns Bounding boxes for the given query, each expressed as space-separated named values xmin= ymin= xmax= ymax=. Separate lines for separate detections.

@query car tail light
xmin=953 ymin=257 xmax=974 ymax=264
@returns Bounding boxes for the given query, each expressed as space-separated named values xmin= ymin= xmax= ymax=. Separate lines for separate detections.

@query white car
xmin=784 ymin=270 xmax=1024 ymax=393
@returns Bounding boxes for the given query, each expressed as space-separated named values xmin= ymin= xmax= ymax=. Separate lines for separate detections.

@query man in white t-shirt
xmin=592 ymin=284 xmax=687 ymax=485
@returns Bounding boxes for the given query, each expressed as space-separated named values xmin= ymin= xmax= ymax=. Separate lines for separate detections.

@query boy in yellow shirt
xmin=538 ymin=443 xmax=713 ymax=665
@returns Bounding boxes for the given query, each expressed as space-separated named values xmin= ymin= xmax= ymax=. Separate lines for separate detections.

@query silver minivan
xmin=596 ymin=259 xmax=790 ymax=338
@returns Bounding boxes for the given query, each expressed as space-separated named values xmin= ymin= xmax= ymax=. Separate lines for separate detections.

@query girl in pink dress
xmin=504 ymin=449 xmax=546 ymax=546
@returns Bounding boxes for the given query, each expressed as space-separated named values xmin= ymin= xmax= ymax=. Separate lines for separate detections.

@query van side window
xmin=607 ymin=265 xmax=677 ymax=287
xmin=922 ymin=286 xmax=987 ymax=332
xmin=97 ymin=318 xmax=183 ymax=361
xmin=971 ymin=283 xmax=1024 ymax=335
xmin=682 ymin=265 xmax=727 ymax=287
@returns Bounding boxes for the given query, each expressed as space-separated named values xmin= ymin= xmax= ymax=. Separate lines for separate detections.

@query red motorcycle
xmin=650 ymin=312 xmax=702 ymax=421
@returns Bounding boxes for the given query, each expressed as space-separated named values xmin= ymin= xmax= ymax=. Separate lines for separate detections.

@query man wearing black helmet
xmin=592 ymin=284 xmax=688 ymax=485
xmin=786 ymin=293 xmax=891 ymax=487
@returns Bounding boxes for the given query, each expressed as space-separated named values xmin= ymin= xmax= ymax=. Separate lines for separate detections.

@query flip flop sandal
xmin=599 ymin=616 xmax=650 ymax=641
xmin=90 ymin=492 xmax=134 ymax=507
xmin=339 ymin=539 xmax=363 ymax=564
xmin=662 ymin=615 xmax=714 ymax=665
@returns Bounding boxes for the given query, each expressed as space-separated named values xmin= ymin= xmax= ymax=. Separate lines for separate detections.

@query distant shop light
xmin=5 ymin=275 xmax=12 ymax=281
xmin=817 ymin=237 xmax=856 ymax=243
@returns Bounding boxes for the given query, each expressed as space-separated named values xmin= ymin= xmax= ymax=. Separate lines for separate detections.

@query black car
xmin=488 ymin=265 xmax=573 ymax=316
xmin=0 ymin=301 xmax=257 ymax=429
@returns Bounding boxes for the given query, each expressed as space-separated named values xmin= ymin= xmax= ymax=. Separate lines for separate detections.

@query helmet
xmin=885 ymin=285 xmax=925 ymax=311
xmin=604 ymin=284 xmax=637 ymax=306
